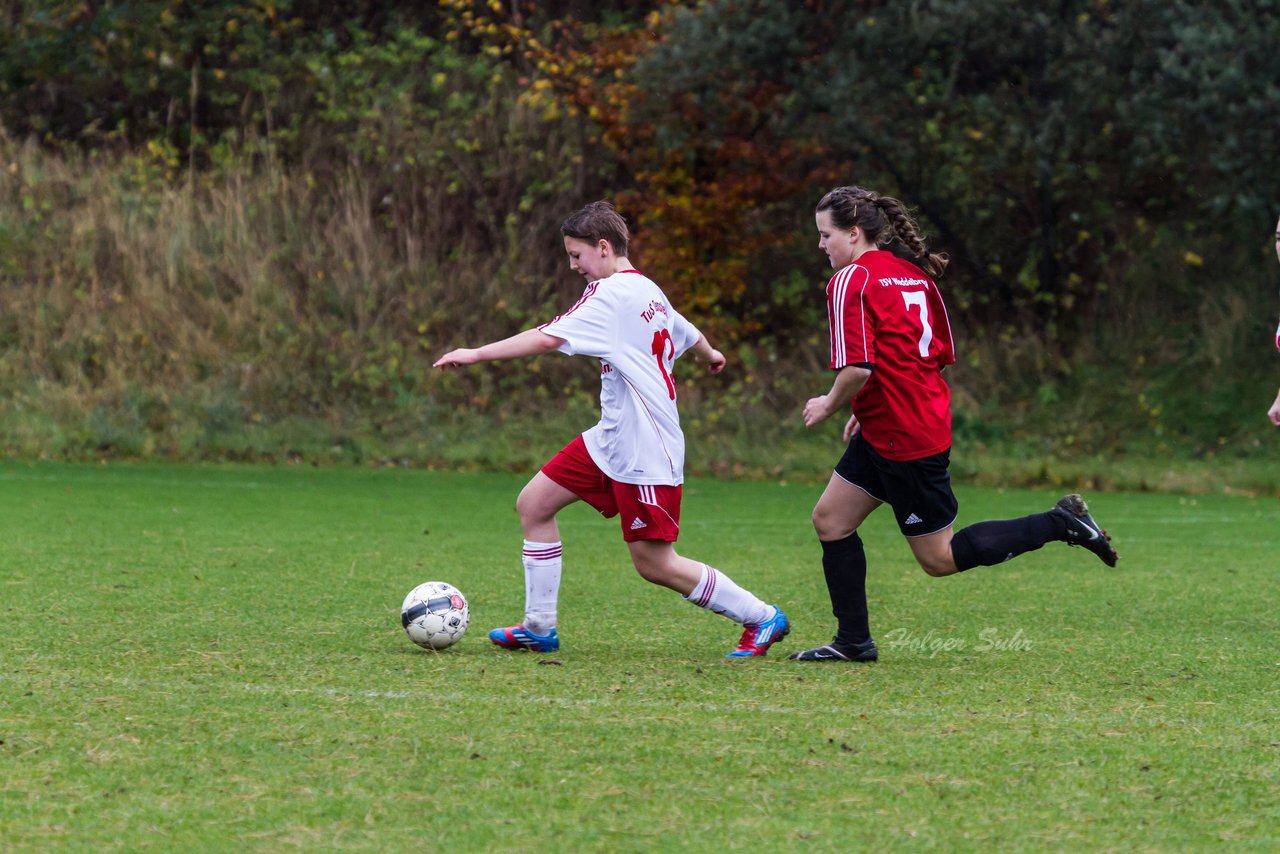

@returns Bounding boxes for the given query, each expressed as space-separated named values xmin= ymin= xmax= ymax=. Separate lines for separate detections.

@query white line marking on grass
xmin=231 ymin=682 xmax=1217 ymax=726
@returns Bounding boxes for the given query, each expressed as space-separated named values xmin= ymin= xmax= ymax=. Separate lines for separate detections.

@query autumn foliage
xmin=1 ymin=0 xmax=1279 ymax=464
xmin=443 ymin=0 xmax=843 ymax=342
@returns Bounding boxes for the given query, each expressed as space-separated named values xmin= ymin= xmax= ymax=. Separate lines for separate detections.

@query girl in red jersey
xmin=790 ymin=186 xmax=1118 ymax=663
xmin=1268 ymin=214 xmax=1280 ymax=426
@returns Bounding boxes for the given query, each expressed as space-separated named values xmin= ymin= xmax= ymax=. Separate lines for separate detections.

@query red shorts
xmin=541 ymin=436 xmax=682 ymax=542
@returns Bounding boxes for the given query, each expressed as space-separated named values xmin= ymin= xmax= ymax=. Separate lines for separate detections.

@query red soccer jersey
xmin=827 ymin=250 xmax=956 ymax=460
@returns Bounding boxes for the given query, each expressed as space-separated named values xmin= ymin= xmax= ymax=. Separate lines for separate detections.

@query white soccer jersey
xmin=539 ymin=270 xmax=701 ymax=485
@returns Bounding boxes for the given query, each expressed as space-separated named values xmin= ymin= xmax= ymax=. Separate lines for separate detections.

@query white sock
xmin=683 ymin=563 xmax=771 ymax=626
xmin=522 ymin=540 xmax=562 ymax=636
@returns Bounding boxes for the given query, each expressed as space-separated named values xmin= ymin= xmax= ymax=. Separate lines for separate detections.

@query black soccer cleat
xmin=789 ymin=637 xmax=878 ymax=663
xmin=1051 ymin=493 xmax=1118 ymax=567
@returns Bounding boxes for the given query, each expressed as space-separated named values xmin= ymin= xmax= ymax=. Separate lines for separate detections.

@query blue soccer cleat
xmin=726 ymin=606 xmax=790 ymax=658
xmin=488 ymin=624 xmax=560 ymax=652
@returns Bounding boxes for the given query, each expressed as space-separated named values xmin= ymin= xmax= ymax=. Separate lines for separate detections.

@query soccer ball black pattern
xmin=400 ymin=581 xmax=470 ymax=650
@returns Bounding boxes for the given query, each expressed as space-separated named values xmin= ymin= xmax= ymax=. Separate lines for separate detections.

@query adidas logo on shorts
xmin=904 ymin=513 xmax=923 ymax=525
xmin=630 ymin=518 xmax=647 ymax=530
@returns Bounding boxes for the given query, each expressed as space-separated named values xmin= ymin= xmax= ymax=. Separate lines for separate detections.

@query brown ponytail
xmin=816 ymin=186 xmax=949 ymax=278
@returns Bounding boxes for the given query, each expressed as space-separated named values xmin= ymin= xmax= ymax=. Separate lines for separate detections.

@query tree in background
xmin=2 ymin=0 xmax=1279 ymax=461
xmin=452 ymin=0 xmax=1280 ymax=337
xmin=9 ymin=0 xmax=1275 ymax=338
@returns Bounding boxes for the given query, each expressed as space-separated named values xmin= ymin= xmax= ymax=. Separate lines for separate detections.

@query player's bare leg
xmin=515 ymin=471 xmax=579 ymax=542
xmin=811 ymin=472 xmax=881 ymax=540
xmin=907 ymin=527 xmax=960 ymax=577
xmin=626 ymin=540 xmax=702 ymax=595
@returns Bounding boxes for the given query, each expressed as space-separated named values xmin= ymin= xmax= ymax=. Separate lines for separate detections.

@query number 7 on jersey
xmin=901 ymin=291 xmax=935 ymax=358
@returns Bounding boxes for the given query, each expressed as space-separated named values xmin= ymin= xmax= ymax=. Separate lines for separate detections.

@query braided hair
xmin=815 ymin=186 xmax=949 ymax=278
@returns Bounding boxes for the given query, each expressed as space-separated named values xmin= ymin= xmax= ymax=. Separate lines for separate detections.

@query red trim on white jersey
xmin=540 ymin=282 xmax=599 ymax=330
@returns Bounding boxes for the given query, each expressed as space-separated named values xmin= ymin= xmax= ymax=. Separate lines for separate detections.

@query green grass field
xmin=2 ymin=461 xmax=1278 ymax=851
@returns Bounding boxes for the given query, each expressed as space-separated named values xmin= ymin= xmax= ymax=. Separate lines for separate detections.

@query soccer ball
xmin=400 ymin=581 xmax=470 ymax=650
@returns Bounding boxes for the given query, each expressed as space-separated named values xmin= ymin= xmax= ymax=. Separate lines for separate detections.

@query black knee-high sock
xmin=821 ymin=532 xmax=871 ymax=645
xmin=950 ymin=512 xmax=1066 ymax=571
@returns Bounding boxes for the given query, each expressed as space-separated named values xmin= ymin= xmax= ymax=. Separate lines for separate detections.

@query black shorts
xmin=833 ymin=434 xmax=958 ymax=537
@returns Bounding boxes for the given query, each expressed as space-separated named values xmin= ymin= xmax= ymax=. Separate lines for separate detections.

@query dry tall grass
xmin=1 ymin=126 xmax=1274 ymax=469
xmin=0 ymin=95 xmax=599 ymax=458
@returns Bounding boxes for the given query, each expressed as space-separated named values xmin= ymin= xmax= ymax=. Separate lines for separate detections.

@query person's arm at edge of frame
xmin=433 ymin=328 xmax=565 ymax=369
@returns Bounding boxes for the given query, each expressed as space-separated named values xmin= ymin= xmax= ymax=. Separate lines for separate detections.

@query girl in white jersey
xmin=433 ymin=201 xmax=790 ymax=658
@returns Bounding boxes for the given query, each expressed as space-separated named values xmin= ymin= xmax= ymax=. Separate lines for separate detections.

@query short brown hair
xmin=561 ymin=201 xmax=630 ymax=256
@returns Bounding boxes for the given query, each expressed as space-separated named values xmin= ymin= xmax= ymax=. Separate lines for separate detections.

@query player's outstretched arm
xmin=434 ymin=328 xmax=564 ymax=369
